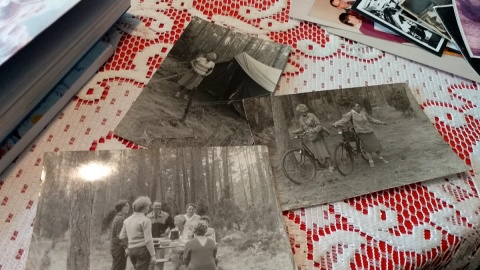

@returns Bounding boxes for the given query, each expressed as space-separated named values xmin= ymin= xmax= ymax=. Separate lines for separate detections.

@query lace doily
xmin=1 ymin=0 xmax=480 ymax=269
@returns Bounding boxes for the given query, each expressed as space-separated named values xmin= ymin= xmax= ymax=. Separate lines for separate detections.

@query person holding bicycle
xmin=294 ymin=104 xmax=335 ymax=173
xmin=333 ymin=103 xmax=388 ymax=167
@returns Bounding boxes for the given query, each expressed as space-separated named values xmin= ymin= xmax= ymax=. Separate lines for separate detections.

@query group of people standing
xmin=294 ymin=102 xmax=389 ymax=169
xmin=110 ymin=197 xmax=218 ymax=270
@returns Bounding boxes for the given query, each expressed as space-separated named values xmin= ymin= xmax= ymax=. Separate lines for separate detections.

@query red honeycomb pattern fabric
xmin=1 ymin=0 xmax=480 ymax=269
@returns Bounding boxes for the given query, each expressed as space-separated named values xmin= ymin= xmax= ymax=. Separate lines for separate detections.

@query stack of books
xmin=0 ymin=0 xmax=131 ymax=173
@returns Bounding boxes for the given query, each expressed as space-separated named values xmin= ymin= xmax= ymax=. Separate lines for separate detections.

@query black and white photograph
xmin=352 ymin=0 xmax=448 ymax=55
xmin=399 ymin=0 xmax=452 ymax=38
xmin=114 ymin=16 xmax=290 ymax=149
xmin=435 ymin=5 xmax=480 ymax=76
xmin=243 ymin=83 xmax=469 ymax=210
xmin=26 ymin=146 xmax=296 ymax=270
xmin=453 ymin=0 xmax=480 ymax=58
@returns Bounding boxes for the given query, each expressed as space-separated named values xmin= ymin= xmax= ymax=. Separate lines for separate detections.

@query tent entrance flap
xmin=233 ymin=52 xmax=282 ymax=93
xmin=198 ymin=52 xmax=282 ymax=100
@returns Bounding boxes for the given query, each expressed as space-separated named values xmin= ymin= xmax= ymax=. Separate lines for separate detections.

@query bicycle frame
xmin=339 ymin=128 xmax=362 ymax=158
xmin=300 ymin=139 xmax=317 ymax=161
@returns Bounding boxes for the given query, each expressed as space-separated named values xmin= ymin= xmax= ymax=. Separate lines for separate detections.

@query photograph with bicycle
xmin=242 ymin=83 xmax=469 ymax=210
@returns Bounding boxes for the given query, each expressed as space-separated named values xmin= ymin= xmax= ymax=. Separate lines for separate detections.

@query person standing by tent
xmin=177 ymin=52 xmax=216 ymax=123
xmin=175 ymin=53 xmax=217 ymax=100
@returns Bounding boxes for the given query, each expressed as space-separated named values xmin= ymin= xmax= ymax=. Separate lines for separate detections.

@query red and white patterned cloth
xmin=1 ymin=0 xmax=480 ymax=269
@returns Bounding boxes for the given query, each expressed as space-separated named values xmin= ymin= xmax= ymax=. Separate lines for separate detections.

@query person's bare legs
xmin=175 ymin=87 xmax=186 ymax=98
xmin=326 ymin=157 xmax=334 ymax=172
xmin=376 ymin=151 xmax=389 ymax=163
xmin=365 ymin=152 xmax=374 ymax=167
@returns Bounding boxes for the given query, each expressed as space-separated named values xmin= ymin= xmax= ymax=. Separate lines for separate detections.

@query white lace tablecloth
xmin=1 ymin=0 xmax=480 ymax=269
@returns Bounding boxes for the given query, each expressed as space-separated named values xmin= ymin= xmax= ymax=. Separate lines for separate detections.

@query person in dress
xmin=333 ymin=103 xmax=389 ymax=167
xmin=119 ymin=196 xmax=156 ymax=270
xmin=175 ymin=53 xmax=217 ymax=100
xmin=183 ymin=203 xmax=201 ymax=240
xmin=183 ymin=222 xmax=217 ymax=270
xmin=146 ymin=200 xmax=175 ymax=238
xmin=294 ymin=104 xmax=335 ymax=172
xmin=110 ymin=200 xmax=130 ymax=270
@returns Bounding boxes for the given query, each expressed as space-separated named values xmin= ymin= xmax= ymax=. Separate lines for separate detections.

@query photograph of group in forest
xmin=114 ymin=16 xmax=290 ymax=149
xmin=26 ymin=146 xmax=295 ymax=270
xmin=243 ymin=83 xmax=469 ymax=210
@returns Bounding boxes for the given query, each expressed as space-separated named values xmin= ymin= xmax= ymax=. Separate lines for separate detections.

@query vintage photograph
xmin=435 ymin=5 xmax=480 ymax=76
xmin=114 ymin=16 xmax=290 ymax=149
xmin=289 ymin=0 xmax=410 ymax=44
xmin=26 ymin=146 xmax=296 ymax=270
xmin=399 ymin=0 xmax=452 ymax=38
xmin=454 ymin=0 xmax=480 ymax=58
xmin=243 ymin=83 xmax=470 ymax=210
xmin=352 ymin=0 xmax=448 ymax=55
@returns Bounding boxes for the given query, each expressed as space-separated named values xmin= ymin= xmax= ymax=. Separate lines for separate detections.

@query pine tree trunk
xmin=222 ymin=147 xmax=231 ymax=201
xmin=204 ymin=148 xmax=214 ymax=214
xmin=174 ymin=149 xmax=182 ymax=215
xmin=67 ymin=182 xmax=93 ymax=270
xmin=237 ymin=148 xmax=250 ymax=207
xmin=182 ymin=149 xmax=189 ymax=211
xmin=210 ymin=148 xmax=216 ymax=214
xmin=190 ymin=148 xmax=196 ymax=203
xmin=272 ymin=97 xmax=292 ymax=159
xmin=254 ymin=146 xmax=268 ymax=204
xmin=243 ymin=148 xmax=255 ymax=205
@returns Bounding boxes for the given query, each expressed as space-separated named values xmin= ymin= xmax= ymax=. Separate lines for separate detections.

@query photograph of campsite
xmin=114 ymin=16 xmax=290 ymax=149
xmin=26 ymin=146 xmax=295 ymax=270
xmin=243 ymin=83 xmax=469 ymax=210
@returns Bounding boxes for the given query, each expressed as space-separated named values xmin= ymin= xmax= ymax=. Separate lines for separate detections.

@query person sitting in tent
xmin=175 ymin=52 xmax=217 ymax=100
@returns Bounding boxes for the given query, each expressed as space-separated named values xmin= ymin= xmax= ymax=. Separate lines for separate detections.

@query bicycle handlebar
xmin=292 ymin=131 xmax=307 ymax=139
xmin=331 ymin=124 xmax=355 ymax=132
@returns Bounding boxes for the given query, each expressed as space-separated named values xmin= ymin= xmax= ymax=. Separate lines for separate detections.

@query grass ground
xmin=27 ymin=236 xmax=293 ymax=270
xmin=114 ymin=57 xmax=253 ymax=149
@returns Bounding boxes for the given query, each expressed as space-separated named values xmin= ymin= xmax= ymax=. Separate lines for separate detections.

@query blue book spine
xmin=0 ymin=41 xmax=113 ymax=173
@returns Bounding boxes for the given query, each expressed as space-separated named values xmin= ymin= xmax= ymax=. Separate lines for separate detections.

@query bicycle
xmin=281 ymin=132 xmax=328 ymax=185
xmin=332 ymin=126 xmax=369 ymax=176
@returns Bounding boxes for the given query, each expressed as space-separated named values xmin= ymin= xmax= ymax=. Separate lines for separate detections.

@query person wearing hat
xmin=175 ymin=52 xmax=217 ymax=100
xmin=294 ymin=104 xmax=335 ymax=172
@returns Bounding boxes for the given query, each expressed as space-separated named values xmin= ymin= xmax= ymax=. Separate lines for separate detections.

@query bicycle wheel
xmin=334 ymin=143 xmax=354 ymax=176
xmin=282 ymin=149 xmax=316 ymax=185
xmin=358 ymin=141 xmax=369 ymax=162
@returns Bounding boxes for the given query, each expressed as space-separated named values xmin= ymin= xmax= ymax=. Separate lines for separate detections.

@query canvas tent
xmin=198 ymin=52 xmax=282 ymax=101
